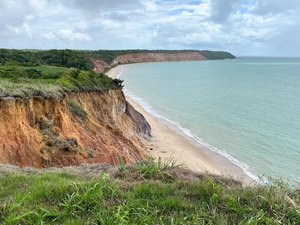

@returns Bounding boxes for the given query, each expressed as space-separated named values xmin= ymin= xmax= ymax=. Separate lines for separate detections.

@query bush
xmin=24 ymin=68 xmax=43 ymax=79
xmin=67 ymin=100 xmax=87 ymax=119
xmin=0 ymin=65 xmax=122 ymax=97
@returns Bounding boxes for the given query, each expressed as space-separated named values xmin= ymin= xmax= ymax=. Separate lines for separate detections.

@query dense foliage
xmin=0 ymin=49 xmax=236 ymax=71
xmin=0 ymin=49 xmax=91 ymax=70
xmin=0 ymin=48 xmax=234 ymax=98
xmin=0 ymin=65 xmax=122 ymax=98
xmin=0 ymin=159 xmax=299 ymax=224
xmin=199 ymin=50 xmax=236 ymax=60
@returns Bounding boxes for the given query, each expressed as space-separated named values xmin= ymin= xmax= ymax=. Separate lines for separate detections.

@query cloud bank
xmin=0 ymin=0 xmax=299 ymax=56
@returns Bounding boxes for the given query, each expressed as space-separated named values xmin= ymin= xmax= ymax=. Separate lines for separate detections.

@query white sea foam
xmin=118 ymin=66 xmax=267 ymax=184
xmin=115 ymin=66 xmax=124 ymax=79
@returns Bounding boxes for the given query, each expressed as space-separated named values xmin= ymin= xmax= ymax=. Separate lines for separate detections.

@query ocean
xmin=118 ymin=58 xmax=300 ymax=185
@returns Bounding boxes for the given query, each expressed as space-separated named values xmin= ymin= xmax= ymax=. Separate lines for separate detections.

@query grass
xmin=17 ymin=65 xmax=70 ymax=74
xmin=0 ymin=65 xmax=68 ymax=79
xmin=0 ymin=65 xmax=123 ymax=99
xmin=0 ymin=159 xmax=299 ymax=224
xmin=0 ymin=79 xmax=65 ymax=99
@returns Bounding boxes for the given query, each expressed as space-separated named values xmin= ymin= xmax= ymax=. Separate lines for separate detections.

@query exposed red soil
xmin=0 ymin=89 xmax=151 ymax=168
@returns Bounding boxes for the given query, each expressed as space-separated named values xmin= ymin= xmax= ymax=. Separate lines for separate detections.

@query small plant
xmin=134 ymin=157 xmax=183 ymax=180
xmin=111 ymin=78 xmax=124 ymax=88
xmin=118 ymin=156 xmax=126 ymax=172
xmin=67 ymin=100 xmax=87 ymax=120
xmin=136 ymin=158 xmax=162 ymax=179
xmin=159 ymin=156 xmax=184 ymax=170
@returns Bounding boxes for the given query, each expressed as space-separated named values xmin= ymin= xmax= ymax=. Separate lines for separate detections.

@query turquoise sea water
xmin=119 ymin=58 xmax=300 ymax=184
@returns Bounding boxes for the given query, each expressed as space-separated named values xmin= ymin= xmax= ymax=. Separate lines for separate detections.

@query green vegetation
xmin=0 ymin=48 xmax=234 ymax=98
xmin=1 ymin=49 xmax=236 ymax=71
xmin=0 ymin=65 xmax=68 ymax=79
xmin=67 ymin=100 xmax=87 ymax=119
xmin=199 ymin=50 xmax=236 ymax=60
xmin=0 ymin=159 xmax=299 ymax=224
xmin=0 ymin=49 xmax=91 ymax=70
xmin=0 ymin=80 xmax=65 ymax=99
xmin=0 ymin=65 xmax=122 ymax=98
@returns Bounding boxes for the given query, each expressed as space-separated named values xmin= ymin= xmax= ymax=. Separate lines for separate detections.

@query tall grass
xmin=0 ymin=80 xmax=65 ymax=99
xmin=0 ymin=159 xmax=299 ymax=224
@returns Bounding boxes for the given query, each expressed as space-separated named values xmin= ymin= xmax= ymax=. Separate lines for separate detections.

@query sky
xmin=0 ymin=0 xmax=299 ymax=56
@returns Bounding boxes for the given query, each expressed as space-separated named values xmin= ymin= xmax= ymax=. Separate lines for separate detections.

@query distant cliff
xmin=0 ymin=49 xmax=235 ymax=73
xmin=92 ymin=50 xmax=235 ymax=73
xmin=92 ymin=51 xmax=204 ymax=73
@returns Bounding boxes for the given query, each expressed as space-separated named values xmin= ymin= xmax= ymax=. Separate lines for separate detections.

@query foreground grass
xmin=0 ymin=160 xmax=299 ymax=224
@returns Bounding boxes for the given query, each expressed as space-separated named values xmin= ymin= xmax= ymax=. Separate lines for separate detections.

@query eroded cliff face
xmin=93 ymin=52 xmax=206 ymax=73
xmin=92 ymin=59 xmax=111 ymax=73
xmin=114 ymin=52 xmax=206 ymax=64
xmin=0 ymin=89 xmax=151 ymax=168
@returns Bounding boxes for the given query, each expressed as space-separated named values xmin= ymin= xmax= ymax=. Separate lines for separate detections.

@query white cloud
xmin=210 ymin=0 xmax=239 ymax=23
xmin=43 ymin=32 xmax=57 ymax=40
xmin=44 ymin=29 xmax=92 ymax=41
xmin=0 ymin=0 xmax=299 ymax=56
xmin=28 ymin=0 xmax=48 ymax=11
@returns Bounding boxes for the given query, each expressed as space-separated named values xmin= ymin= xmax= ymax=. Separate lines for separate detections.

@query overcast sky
xmin=0 ymin=0 xmax=299 ymax=56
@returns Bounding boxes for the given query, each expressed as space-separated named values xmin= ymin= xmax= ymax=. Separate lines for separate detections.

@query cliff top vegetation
xmin=0 ymin=48 xmax=234 ymax=98
xmin=0 ymin=48 xmax=236 ymax=71
xmin=0 ymin=64 xmax=122 ymax=99
xmin=0 ymin=159 xmax=299 ymax=224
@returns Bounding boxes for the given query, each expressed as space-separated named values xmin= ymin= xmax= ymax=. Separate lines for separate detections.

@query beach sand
xmin=106 ymin=65 xmax=254 ymax=184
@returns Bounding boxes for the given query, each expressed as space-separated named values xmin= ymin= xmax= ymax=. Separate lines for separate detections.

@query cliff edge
xmin=92 ymin=50 xmax=235 ymax=73
xmin=0 ymin=89 xmax=151 ymax=167
xmin=0 ymin=49 xmax=235 ymax=168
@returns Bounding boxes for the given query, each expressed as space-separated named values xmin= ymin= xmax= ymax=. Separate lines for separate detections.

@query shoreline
xmin=106 ymin=65 xmax=254 ymax=185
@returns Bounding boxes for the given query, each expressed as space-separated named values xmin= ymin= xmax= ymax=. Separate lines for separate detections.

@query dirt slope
xmin=0 ymin=89 xmax=151 ymax=168
xmin=93 ymin=52 xmax=206 ymax=73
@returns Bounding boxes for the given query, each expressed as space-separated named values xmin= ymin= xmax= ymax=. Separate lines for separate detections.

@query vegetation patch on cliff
xmin=0 ymin=64 xmax=122 ymax=98
xmin=0 ymin=49 xmax=235 ymax=97
xmin=0 ymin=159 xmax=299 ymax=224
xmin=0 ymin=49 xmax=92 ymax=70
xmin=199 ymin=50 xmax=236 ymax=60
xmin=38 ymin=116 xmax=81 ymax=156
xmin=67 ymin=100 xmax=87 ymax=120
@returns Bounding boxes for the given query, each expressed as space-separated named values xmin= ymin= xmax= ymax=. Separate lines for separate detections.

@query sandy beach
xmin=106 ymin=65 xmax=254 ymax=184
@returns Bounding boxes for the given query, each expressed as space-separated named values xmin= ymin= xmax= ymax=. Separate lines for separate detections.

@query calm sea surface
xmin=119 ymin=58 xmax=300 ymax=184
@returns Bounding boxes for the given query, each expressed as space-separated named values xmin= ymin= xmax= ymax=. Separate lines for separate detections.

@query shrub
xmin=67 ymin=100 xmax=87 ymax=119
xmin=24 ymin=68 xmax=43 ymax=79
